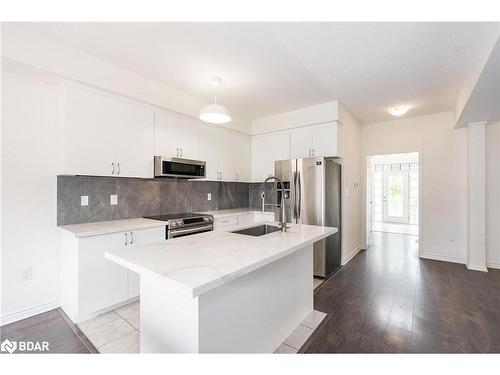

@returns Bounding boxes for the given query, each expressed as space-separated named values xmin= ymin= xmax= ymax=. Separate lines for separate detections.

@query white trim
xmin=466 ymin=263 xmax=488 ymax=272
xmin=486 ymin=261 xmax=500 ymax=270
xmin=0 ymin=300 xmax=60 ymax=327
xmin=420 ymin=252 xmax=467 ymax=265
xmin=341 ymin=245 xmax=362 ymax=265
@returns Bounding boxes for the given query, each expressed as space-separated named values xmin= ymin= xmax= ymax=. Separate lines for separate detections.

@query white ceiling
xmin=17 ymin=22 xmax=500 ymax=124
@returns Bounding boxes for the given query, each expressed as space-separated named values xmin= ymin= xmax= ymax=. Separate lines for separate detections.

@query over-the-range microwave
xmin=154 ymin=156 xmax=206 ymax=179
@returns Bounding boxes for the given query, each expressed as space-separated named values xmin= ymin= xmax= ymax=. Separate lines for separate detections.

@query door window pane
xmin=387 ymin=174 xmax=404 ymax=217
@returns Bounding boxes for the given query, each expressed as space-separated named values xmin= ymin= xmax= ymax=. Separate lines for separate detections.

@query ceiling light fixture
xmin=199 ymin=76 xmax=231 ymax=124
xmin=388 ymin=106 xmax=410 ymax=117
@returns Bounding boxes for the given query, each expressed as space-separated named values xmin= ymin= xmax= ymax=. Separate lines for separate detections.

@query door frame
xmin=382 ymin=170 xmax=410 ymax=224
xmin=362 ymin=151 xmax=422 ymax=258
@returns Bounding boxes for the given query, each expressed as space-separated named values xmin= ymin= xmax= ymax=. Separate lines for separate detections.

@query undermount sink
xmin=231 ymin=224 xmax=282 ymax=237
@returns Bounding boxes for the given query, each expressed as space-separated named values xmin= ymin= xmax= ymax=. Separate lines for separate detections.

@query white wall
xmin=362 ymin=112 xmax=469 ymax=263
xmin=1 ymin=71 xmax=61 ymax=324
xmin=337 ymin=104 xmax=363 ymax=264
xmin=486 ymin=121 xmax=500 ymax=268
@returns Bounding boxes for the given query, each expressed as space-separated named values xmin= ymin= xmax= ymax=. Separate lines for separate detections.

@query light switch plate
xmin=80 ymin=195 xmax=89 ymax=206
xmin=110 ymin=195 xmax=118 ymax=205
xmin=207 ymin=193 xmax=212 ymax=201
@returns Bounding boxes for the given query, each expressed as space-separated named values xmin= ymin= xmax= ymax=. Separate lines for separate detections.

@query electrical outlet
xmin=110 ymin=194 xmax=118 ymax=205
xmin=22 ymin=267 xmax=32 ymax=281
xmin=207 ymin=193 xmax=212 ymax=201
xmin=80 ymin=195 xmax=89 ymax=206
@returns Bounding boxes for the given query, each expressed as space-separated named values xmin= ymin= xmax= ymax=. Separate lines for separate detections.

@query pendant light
xmin=199 ymin=76 xmax=231 ymax=124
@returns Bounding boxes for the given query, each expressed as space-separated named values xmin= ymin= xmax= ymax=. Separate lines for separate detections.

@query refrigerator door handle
xmin=297 ymin=171 xmax=302 ymax=221
xmin=293 ymin=171 xmax=298 ymax=220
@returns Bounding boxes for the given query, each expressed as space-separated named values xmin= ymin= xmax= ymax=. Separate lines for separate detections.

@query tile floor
xmin=78 ymin=279 xmax=327 ymax=354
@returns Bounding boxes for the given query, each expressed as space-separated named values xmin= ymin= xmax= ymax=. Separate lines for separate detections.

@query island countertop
xmin=105 ymin=223 xmax=337 ymax=298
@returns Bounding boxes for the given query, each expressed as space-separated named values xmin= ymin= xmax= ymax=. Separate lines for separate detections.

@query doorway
xmin=366 ymin=152 xmax=419 ymax=242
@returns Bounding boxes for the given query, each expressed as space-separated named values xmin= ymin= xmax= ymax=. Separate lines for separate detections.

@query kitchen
xmin=2 ymin=15 xmax=500 ymax=366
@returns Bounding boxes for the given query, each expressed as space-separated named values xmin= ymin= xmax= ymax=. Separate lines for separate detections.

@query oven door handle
xmin=169 ymin=225 xmax=213 ymax=238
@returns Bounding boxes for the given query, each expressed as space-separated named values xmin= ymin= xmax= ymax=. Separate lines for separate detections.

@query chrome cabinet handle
xmin=312 ymin=148 xmax=315 ymax=156
xmin=220 ymin=172 xmax=222 ymax=180
xmin=176 ymin=147 xmax=179 ymax=157
xmin=130 ymin=232 xmax=134 ymax=245
xmin=117 ymin=162 xmax=120 ymax=175
xmin=124 ymin=232 xmax=128 ymax=246
xmin=112 ymin=162 xmax=115 ymax=175
xmin=308 ymin=149 xmax=311 ymax=157
xmin=180 ymin=148 xmax=183 ymax=157
xmin=235 ymin=172 xmax=238 ymax=181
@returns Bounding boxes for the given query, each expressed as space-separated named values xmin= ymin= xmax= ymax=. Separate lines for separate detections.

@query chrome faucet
xmin=262 ymin=176 xmax=288 ymax=232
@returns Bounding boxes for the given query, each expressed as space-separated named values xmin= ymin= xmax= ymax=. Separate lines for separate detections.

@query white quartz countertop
xmin=58 ymin=218 xmax=167 ymax=238
xmin=200 ymin=208 xmax=273 ymax=219
xmin=105 ymin=223 xmax=337 ymax=298
xmin=58 ymin=208 xmax=273 ymax=237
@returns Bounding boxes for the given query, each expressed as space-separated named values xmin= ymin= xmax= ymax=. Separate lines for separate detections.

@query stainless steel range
xmin=144 ymin=212 xmax=214 ymax=239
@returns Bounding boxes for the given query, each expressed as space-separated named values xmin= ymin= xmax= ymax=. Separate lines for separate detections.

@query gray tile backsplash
xmin=57 ymin=176 xmax=259 ymax=225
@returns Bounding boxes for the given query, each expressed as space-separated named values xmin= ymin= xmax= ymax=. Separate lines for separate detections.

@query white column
xmin=467 ymin=121 xmax=488 ymax=272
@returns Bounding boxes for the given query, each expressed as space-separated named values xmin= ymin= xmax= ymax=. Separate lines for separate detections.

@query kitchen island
xmin=105 ymin=223 xmax=337 ymax=353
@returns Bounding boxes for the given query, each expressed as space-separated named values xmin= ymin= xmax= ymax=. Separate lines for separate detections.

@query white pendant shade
xmin=199 ymin=104 xmax=231 ymax=124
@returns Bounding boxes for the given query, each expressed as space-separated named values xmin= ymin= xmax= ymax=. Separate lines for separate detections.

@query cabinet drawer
xmin=214 ymin=216 xmax=239 ymax=230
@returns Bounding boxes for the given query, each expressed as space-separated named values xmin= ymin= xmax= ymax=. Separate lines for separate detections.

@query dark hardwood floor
xmin=302 ymin=232 xmax=500 ymax=353
xmin=0 ymin=308 xmax=97 ymax=354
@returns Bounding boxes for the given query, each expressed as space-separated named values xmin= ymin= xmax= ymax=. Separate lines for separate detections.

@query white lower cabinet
xmin=213 ymin=211 xmax=275 ymax=231
xmin=59 ymin=226 xmax=165 ymax=323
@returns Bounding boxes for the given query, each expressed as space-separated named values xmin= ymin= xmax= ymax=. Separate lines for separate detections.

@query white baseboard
xmin=420 ymin=252 xmax=467 ymax=265
xmin=0 ymin=300 xmax=60 ymax=327
xmin=466 ymin=263 xmax=488 ymax=272
xmin=341 ymin=245 xmax=362 ymax=266
xmin=487 ymin=261 xmax=500 ymax=270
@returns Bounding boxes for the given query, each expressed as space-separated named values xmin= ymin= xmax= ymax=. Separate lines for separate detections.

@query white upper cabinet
xmin=290 ymin=127 xmax=313 ymax=159
xmin=154 ymin=110 xmax=200 ymax=160
xmin=154 ymin=110 xmax=178 ymax=157
xmin=251 ymin=131 xmax=290 ymax=182
xmin=200 ymin=124 xmax=225 ymax=180
xmin=311 ymin=122 xmax=340 ymax=158
xmin=63 ymin=85 xmax=155 ymax=178
xmin=200 ymin=125 xmax=251 ymax=181
xmin=290 ymin=122 xmax=341 ymax=159
xmin=64 ymin=86 xmax=116 ymax=176
xmin=115 ymin=100 xmax=155 ymax=178
xmin=224 ymin=131 xmax=251 ymax=182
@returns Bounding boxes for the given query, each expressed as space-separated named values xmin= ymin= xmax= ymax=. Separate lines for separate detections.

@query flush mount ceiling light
xmin=387 ymin=106 xmax=411 ymax=117
xmin=199 ymin=76 xmax=231 ymax=124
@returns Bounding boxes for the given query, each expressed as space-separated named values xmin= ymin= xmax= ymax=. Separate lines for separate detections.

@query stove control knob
xmin=170 ymin=221 xmax=177 ymax=228
xmin=203 ymin=217 xmax=210 ymax=222
xmin=177 ymin=220 xmax=183 ymax=227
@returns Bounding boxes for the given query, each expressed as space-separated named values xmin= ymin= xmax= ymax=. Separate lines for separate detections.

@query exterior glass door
xmin=383 ymin=171 xmax=409 ymax=223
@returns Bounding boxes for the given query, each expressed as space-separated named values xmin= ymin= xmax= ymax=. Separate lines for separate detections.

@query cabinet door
xmin=220 ymin=130 xmax=250 ymax=182
xmin=79 ymin=232 xmax=129 ymax=317
xmin=177 ymin=116 xmax=200 ymax=160
xmin=290 ymin=127 xmax=313 ymax=159
xmin=154 ymin=110 xmax=180 ymax=157
xmin=200 ymin=125 xmax=224 ymax=180
xmin=64 ymin=86 xmax=116 ymax=176
xmin=251 ymin=131 xmax=290 ymax=182
xmin=311 ymin=122 xmax=338 ymax=157
xmin=127 ymin=227 xmax=166 ymax=298
xmin=232 ymin=132 xmax=251 ymax=182
xmin=115 ymin=100 xmax=155 ymax=178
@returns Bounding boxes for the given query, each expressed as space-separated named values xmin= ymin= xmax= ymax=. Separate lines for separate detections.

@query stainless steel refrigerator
xmin=275 ymin=157 xmax=341 ymax=278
